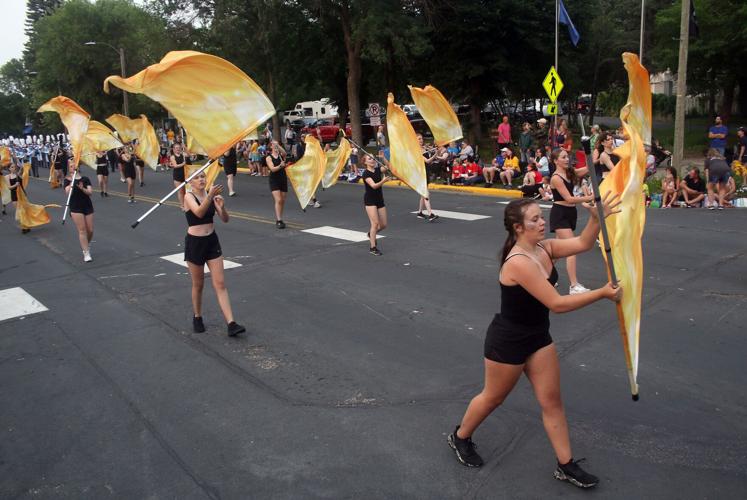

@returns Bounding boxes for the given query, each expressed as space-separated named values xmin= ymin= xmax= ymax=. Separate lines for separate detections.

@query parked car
xmin=301 ymin=119 xmax=352 ymax=143
xmin=283 ymin=110 xmax=306 ymax=130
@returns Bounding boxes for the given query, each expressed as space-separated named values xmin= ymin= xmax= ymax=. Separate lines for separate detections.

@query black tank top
xmin=185 ymin=193 xmax=215 ymax=226
xmin=269 ymin=154 xmax=285 ymax=179
xmin=500 ymin=246 xmax=558 ymax=329
xmin=174 ymin=154 xmax=185 ymax=168
xmin=96 ymin=155 xmax=107 ymax=168
xmin=551 ymin=173 xmax=574 ymax=203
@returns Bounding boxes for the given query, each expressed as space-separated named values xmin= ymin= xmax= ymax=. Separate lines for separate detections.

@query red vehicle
xmin=301 ymin=119 xmax=352 ymax=143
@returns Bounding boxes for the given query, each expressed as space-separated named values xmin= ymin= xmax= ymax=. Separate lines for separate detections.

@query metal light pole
xmin=84 ymin=41 xmax=128 ymax=116
xmin=672 ymin=0 xmax=690 ymax=169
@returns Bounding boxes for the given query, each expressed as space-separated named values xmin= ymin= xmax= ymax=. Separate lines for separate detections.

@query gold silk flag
xmin=187 ymin=132 xmax=208 ymax=156
xmin=16 ymin=163 xmax=59 ymax=229
xmin=598 ymin=52 xmax=649 ymax=398
xmin=81 ymin=121 xmax=123 ymax=169
xmin=386 ymin=93 xmax=429 ymax=198
xmin=287 ymin=135 xmax=325 ymax=209
xmin=106 ymin=114 xmax=139 ymax=143
xmin=104 ymin=51 xmax=275 ymax=159
xmin=0 ymin=172 xmax=10 ymax=205
xmin=37 ymin=96 xmax=90 ymax=171
xmin=0 ymin=146 xmax=11 ymax=167
xmin=131 ymin=115 xmax=159 ymax=169
xmin=408 ymin=85 xmax=463 ymax=146
xmin=185 ymin=160 xmax=221 ymax=192
xmin=321 ymin=137 xmax=352 ymax=189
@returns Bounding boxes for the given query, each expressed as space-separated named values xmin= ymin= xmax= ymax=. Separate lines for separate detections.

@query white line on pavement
xmin=409 ymin=209 xmax=491 ymax=221
xmin=302 ymin=226 xmax=385 ymax=243
xmin=0 ymin=287 xmax=49 ymax=322
xmin=160 ymin=253 xmax=243 ymax=273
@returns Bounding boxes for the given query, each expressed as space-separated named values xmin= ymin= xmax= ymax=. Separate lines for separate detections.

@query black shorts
xmin=124 ymin=164 xmax=137 ymax=179
xmin=269 ymin=173 xmax=288 ymax=192
xmin=224 ymin=163 xmax=237 ymax=176
xmin=173 ymin=167 xmax=185 ymax=182
xmin=184 ymin=231 xmax=222 ymax=266
xmin=70 ymin=204 xmax=94 ymax=216
xmin=10 ymin=190 xmax=18 ymax=203
xmin=549 ymin=203 xmax=577 ymax=232
xmin=484 ymin=314 xmax=553 ymax=365
xmin=364 ymin=198 xmax=385 ymax=208
xmin=96 ymin=165 xmax=109 ymax=176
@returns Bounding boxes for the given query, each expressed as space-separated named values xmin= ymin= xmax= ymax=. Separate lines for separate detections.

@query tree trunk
xmin=341 ymin=2 xmax=363 ymax=147
xmin=265 ymin=69 xmax=281 ymax=142
xmin=468 ymin=78 xmax=481 ymax=145
xmin=719 ymin=76 xmax=736 ymax=122
xmin=588 ymin=46 xmax=601 ymax=125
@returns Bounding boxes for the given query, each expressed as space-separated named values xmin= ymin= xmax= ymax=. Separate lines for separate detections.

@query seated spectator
xmin=645 ymin=145 xmax=656 ymax=178
xmin=535 ymin=148 xmax=550 ymax=177
xmin=463 ymin=159 xmax=484 ymax=185
xmin=499 ymin=147 xmax=520 ymax=188
xmin=539 ymin=176 xmax=553 ymax=201
xmin=680 ymin=167 xmax=705 ymax=207
xmin=519 ymin=162 xmax=543 ymax=198
xmin=447 ymin=140 xmax=460 ymax=158
xmin=661 ymin=166 xmax=680 ymax=208
xmin=724 ymin=175 xmax=736 ymax=206
xmin=458 ymin=140 xmax=474 ymax=161
xmin=482 ymin=153 xmax=504 ymax=187
xmin=705 ymin=148 xmax=731 ymax=210
xmin=426 ymin=145 xmax=449 ymax=181
xmin=451 ymin=159 xmax=466 ymax=184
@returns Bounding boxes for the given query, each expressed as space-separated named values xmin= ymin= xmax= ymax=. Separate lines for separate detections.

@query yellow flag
xmin=287 ymin=135 xmax=325 ymax=209
xmin=104 ymin=51 xmax=275 ymax=159
xmin=386 ymin=93 xmax=429 ymax=198
xmin=81 ymin=121 xmax=123 ymax=169
xmin=37 ymin=96 xmax=90 ymax=170
xmin=106 ymin=114 xmax=139 ymax=143
xmin=185 ymin=160 xmax=221 ymax=192
xmin=0 ymin=173 xmax=10 ymax=205
xmin=0 ymin=146 xmax=11 ymax=167
xmin=16 ymin=163 xmax=59 ymax=229
xmin=408 ymin=85 xmax=463 ymax=146
xmin=132 ymin=115 xmax=159 ymax=169
xmin=321 ymin=137 xmax=352 ymax=189
xmin=598 ymin=52 xmax=649 ymax=398
xmin=186 ymin=132 xmax=208 ymax=156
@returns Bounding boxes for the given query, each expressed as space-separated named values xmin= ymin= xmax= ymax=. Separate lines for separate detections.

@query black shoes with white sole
xmin=447 ymin=426 xmax=483 ymax=467
xmin=553 ymin=458 xmax=599 ymax=488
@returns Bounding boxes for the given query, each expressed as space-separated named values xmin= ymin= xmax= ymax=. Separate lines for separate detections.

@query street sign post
xmin=547 ymin=104 xmax=558 ymax=116
xmin=542 ymin=66 xmax=564 ymax=103
xmin=368 ymin=103 xmax=381 ymax=127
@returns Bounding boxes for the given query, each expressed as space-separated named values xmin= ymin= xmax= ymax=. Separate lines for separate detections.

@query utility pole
xmin=672 ymin=0 xmax=689 ymax=169
xmin=639 ymin=0 xmax=646 ymax=63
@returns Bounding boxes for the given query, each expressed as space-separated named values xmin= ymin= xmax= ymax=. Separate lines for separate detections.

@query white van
xmin=290 ymin=98 xmax=338 ymax=120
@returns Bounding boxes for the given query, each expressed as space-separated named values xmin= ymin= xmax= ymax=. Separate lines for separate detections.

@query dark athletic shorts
xmin=224 ymin=163 xmax=237 ymax=176
xmin=549 ymin=203 xmax=577 ymax=232
xmin=269 ymin=172 xmax=288 ymax=192
xmin=184 ymin=231 xmax=222 ymax=265
xmin=484 ymin=314 xmax=553 ymax=365
xmin=173 ymin=166 xmax=186 ymax=182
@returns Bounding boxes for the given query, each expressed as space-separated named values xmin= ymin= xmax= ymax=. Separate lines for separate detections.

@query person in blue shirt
xmin=708 ymin=116 xmax=728 ymax=156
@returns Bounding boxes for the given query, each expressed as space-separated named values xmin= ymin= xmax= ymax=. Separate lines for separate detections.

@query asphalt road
xmin=1 ymin=167 xmax=746 ymax=499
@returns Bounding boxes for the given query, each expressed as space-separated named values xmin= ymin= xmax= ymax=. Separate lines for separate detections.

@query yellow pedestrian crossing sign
xmin=543 ymin=66 xmax=563 ymax=103
xmin=547 ymin=104 xmax=558 ymax=115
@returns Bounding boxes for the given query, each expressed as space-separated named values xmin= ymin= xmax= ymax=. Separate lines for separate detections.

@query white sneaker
xmin=569 ymin=283 xmax=590 ymax=295
xmin=313 ymin=200 xmax=321 ymax=208
xmin=83 ymin=250 xmax=92 ymax=262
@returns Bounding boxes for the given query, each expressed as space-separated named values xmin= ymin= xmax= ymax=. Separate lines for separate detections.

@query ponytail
xmin=500 ymin=198 xmax=537 ymax=265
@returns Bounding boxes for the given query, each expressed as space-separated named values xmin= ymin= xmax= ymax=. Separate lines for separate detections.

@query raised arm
xmin=550 ymin=174 xmax=592 ymax=204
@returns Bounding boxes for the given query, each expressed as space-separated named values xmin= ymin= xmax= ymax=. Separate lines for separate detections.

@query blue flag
xmin=559 ymin=0 xmax=580 ymax=46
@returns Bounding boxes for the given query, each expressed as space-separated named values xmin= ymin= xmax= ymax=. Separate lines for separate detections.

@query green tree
xmin=23 ymin=0 xmax=64 ymax=72
xmin=0 ymin=59 xmax=30 ymax=135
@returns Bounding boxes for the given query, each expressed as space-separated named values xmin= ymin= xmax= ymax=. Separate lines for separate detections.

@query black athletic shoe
xmin=554 ymin=458 xmax=599 ymax=488
xmin=447 ymin=426 xmax=483 ymax=467
xmin=427 ymin=213 xmax=439 ymax=222
xmin=276 ymin=220 xmax=286 ymax=229
xmin=370 ymin=246 xmax=382 ymax=256
xmin=227 ymin=321 xmax=246 ymax=337
xmin=416 ymin=211 xmax=427 ymax=219
xmin=193 ymin=316 xmax=206 ymax=333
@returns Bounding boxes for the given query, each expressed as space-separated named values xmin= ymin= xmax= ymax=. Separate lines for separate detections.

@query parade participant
xmin=133 ymin=143 xmax=146 ymax=187
xmin=63 ymin=167 xmax=95 ymax=262
xmin=266 ymin=140 xmax=288 ymax=229
xmin=95 ymin=150 xmax=109 ymax=197
xmin=223 ymin=144 xmax=238 ymax=196
xmin=593 ymin=132 xmax=618 ymax=182
xmin=363 ymin=153 xmax=390 ymax=256
xmin=416 ymin=134 xmax=439 ymax=221
xmin=184 ymin=171 xmax=246 ymax=337
xmin=119 ymin=147 xmax=137 ymax=203
xmin=5 ymin=163 xmax=20 ymax=213
xmin=549 ymin=149 xmax=593 ymax=294
xmin=170 ymin=143 xmax=188 ymax=210
xmin=448 ymin=195 xmax=622 ymax=490
xmin=53 ymin=144 xmax=68 ymax=187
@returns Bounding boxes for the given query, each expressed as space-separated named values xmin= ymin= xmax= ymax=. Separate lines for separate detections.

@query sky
xmin=1 ymin=0 xmax=27 ymax=66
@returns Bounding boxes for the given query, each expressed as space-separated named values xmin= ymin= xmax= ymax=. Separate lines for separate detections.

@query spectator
xmin=284 ymin=126 xmax=296 ymax=156
xmin=447 ymin=140 xmax=460 ymax=158
xmin=482 ymin=152 xmax=503 ymax=187
xmin=519 ymin=162 xmax=543 ymax=198
xmin=680 ymin=167 xmax=705 ymax=207
xmin=724 ymin=175 xmax=736 ymax=206
xmin=497 ymin=115 xmax=512 ymax=150
xmin=661 ymin=166 xmax=679 ymax=208
xmin=708 ymin=116 xmax=728 ymax=156
xmin=426 ymin=144 xmax=449 ymax=181
xmin=463 ymin=159 xmax=484 ymax=185
xmin=705 ymin=148 xmax=731 ymax=210
xmin=589 ymin=124 xmax=601 ymax=152
xmin=533 ymin=117 xmax=548 ymax=150
xmin=376 ymin=125 xmax=387 ymax=150
xmin=518 ymin=122 xmax=533 ymax=166
xmin=499 ymin=147 xmax=520 ymax=188
xmin=458 ymin=140 xmax=474 ymax=161
xmin=645 ymin=145 xmax=656 ymax=178
xmin=593 ymin=132 xmax=618 ymax=182
xmin=535 ymin=148 xmax=550 ymax=177
xmin=558 ymin=120 xmax=572 ymax=152
xmin=733 ymin=127 xmax=747 ymax=191
xmin=539 ymin=175 xmax=553 ymax=201
xmin=166 ymin=128 xmax=175 ymax=146
xmin=450 ymin=159 xmax=465 ymax=184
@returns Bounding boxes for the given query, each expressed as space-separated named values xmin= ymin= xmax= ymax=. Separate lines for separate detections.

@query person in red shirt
xmin=463 ymin=159 xmax=484 ymax=185
xmin=451 ymin=159 xmax=466 ymax=184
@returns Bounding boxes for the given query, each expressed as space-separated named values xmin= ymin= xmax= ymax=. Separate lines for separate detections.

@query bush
xmin=652 ymin=94 xmax=676 ymax=117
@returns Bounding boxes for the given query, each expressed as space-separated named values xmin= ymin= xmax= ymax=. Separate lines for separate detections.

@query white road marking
xmin=302 ymin=226 xmax=385 ymax=243
xmin=0 ymin=287 xmax=48 ymax=322
xmin=497 ymin=201 xmax=552 ymax=209
xmin=409 ymin=209 xmax=491 ymax=221
xmin=160 ymin=253 xmax=242 ymax=273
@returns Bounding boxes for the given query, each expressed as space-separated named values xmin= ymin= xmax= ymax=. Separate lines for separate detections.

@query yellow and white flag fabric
xmin=0 ymin=146 xmax=12 ymax=167
xmin=37 ymin=96 xmax=90 ymax=171
xmin=132 ymin=115 xmax=159 ymax=169
xmin=287 ymin=135 xmax=325 ymax=209
xmin=80 ymin=121 xmax=123 ymax=169
xmin=16 ymin=163 xmax=59 ymax=229
xmin=408 ymin=85 xmax=463 ymax=146
xmin=106 ymin=114 xmax=139 ymax=143
xmin=386 ymin=93 xmax=428 ymax=198
xmin=104 ymin=51 xmax=275 ymax=159
xmin=185 ymin=160 xmax=221 ymax=192
xmin=0 ymin=173 xmax=10 ymax=205
xmin=598 ymin=52 xmax=649 ymax=398
xmin=321 ymin=137 xmax=352 ymax=189
xmin=186 ymin=132 xmax=208 ymax=156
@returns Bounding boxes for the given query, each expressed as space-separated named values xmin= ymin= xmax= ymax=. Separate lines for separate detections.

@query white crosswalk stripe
xmin=497 ymin=201 xmax=552 ymax=209
xmin=302 ymin=226 xmax=384 ymax=243
xmin=0 ymin=287 xmax=48 ymax=322
xmin=160 ymin=253 xmax=242 ymax=273
xmin=409 ymin=209 xmax=491 ymax=221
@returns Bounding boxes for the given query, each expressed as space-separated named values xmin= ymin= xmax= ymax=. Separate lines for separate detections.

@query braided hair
xmin=501 ymin=198 xmax=539 ymax=264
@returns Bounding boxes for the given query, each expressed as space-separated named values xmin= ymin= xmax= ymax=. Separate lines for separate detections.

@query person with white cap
xmin=534 ymin=118 xmax=549 ymax=151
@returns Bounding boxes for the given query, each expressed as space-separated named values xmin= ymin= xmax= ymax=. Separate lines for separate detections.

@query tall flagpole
xmin=553 ymin=0 xmax=559 ymax=147
xmin=639 ymin=0 xmax=646 ymax=63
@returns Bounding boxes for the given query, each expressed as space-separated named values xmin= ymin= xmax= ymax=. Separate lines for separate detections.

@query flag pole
xmin=131 ymin=157 xmax=213 ymax=228
xmin=639 ymin=0 xmax=646 ymax=63
xmin=553 ymin=0 xmax=559 ymax=148
xmin=61 ymin=164 xmax=80 ymax=224
xmin=345 ymin=137 xmax=388 ymax=169
xmin=581 ymin=122 xmax=639 ymax=401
